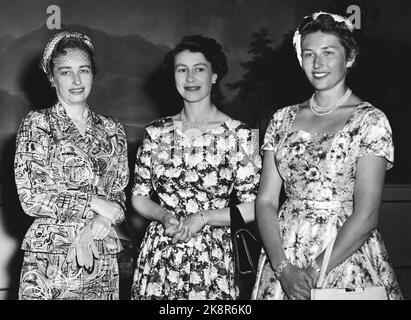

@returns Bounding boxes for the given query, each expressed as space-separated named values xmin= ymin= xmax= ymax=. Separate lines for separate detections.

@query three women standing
xmin=14 ymin=13 xmax=403 ymax=301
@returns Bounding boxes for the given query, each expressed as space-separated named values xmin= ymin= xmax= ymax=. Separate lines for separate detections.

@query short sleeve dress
xmin=252 ymin=102 xmax=403 ymax=300
xmin=131 ymin=117 xmax=261 ymax=300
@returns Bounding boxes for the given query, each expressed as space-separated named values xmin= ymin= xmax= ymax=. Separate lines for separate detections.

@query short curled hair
xmin=298 ymin=13 xmax=359 ymax=64
xmin=163 ymin=35 xmax=228 ymax=84
xmin=48 ymin=36 xmax=98 ymax=77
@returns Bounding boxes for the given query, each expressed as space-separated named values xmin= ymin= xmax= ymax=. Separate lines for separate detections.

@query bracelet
xmin=310 ymin=260 xmax=321 ymax=274
xmin=274 ymin=259 xmax=290 ymax=280
xmin=199 ymin=212 xmax=208 ymax=227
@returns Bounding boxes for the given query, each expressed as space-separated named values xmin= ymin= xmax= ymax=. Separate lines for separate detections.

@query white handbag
xmin=310 ymin=236 xmax=387 ymax=300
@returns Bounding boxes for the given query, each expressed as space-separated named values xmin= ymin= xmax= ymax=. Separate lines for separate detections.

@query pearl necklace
xmin=310 ymin=88 xmax=352 ymax=116
xmin=181 ymin=105 xmax=216 ymax=129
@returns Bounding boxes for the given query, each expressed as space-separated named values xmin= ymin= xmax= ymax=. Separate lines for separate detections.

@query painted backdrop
xmin=1 ymin=0 xmax=411 ymax=299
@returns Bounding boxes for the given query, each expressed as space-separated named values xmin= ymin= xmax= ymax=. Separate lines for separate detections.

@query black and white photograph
xmin=0 ymin=0 xmax=410 ymax=308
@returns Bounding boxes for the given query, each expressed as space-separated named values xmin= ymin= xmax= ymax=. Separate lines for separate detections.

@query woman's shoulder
xmin=354 ymin=102 xmax=390 ymax=123
xmin=21 ymin=108 xmax=51 ymax=126
xmin=262 ymin=104 xmax=299 ymax=132
xmin=268 ymin=104 xmax=299 ymax=121
xmin=144 ymin=116 xmax=174 ymax=137
xmin=225 ymin=118 xmax=249 ymax=130
xmin=145 ymin=116 xmax=173 ymax=129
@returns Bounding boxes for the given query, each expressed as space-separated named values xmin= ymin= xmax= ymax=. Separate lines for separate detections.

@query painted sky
xmin=1 ymin=0 xmax=410 ymax=61
xmin=1 ymin=0 xmax=411 ymax=182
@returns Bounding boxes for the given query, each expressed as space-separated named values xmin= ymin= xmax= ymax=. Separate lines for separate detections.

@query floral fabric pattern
xmin=252 ymin=102 xmax=403 ymax=300
xmin=131 ymin=117 xmax=261 ymax=300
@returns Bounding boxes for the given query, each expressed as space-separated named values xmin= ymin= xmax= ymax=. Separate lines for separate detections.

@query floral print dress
xmin=252 ymin=102 xmax=403 ymax=300
xmin=131 ymin=117 xmax=261 ymax=300
xmin=14 ymin=103 xmax=129 ymax=299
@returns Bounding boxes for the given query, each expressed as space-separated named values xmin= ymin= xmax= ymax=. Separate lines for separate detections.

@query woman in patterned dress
xmin=14 ymin=31 xmax=129 ymax=300
xmin=252 ymin=12 xmax=403 ymax=300
xmin=130 ymin=35 xmax=261 ymax=300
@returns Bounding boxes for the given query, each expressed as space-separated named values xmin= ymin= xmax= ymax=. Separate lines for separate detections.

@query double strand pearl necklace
xmin=310 ymin=88 xmax=352 ymax=116
xmin=181 ymin=105 xmax=216 ymax=129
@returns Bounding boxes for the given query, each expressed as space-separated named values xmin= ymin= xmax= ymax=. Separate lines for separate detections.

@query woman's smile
xmin=312 ymin=72 xmax=329 ymax=79
xmin=69 ymin=87 xmax=85 ymax=94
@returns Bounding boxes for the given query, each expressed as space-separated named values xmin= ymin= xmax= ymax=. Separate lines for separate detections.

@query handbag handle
xmin=316 ymin=236 xmax=383 ymax=289
xmin=316 ymin=236 xmax=336 ymax=288
xmin=230 ymin=205 xmax=246 ymax=231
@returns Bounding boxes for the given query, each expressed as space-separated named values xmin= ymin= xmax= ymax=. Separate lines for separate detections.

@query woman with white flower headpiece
xmin=251 ymin=12 xmax=402 ymax=300
xmin=130 ymin=35 xmax=261 ymax=299
xmin=14 ymin=31 xmax=129 ymax=299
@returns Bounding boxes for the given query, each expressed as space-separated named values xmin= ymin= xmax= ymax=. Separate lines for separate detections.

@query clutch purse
xmin=230 ymin=205 xmax=260 ymax=277
xmin=310 ymin=236 xmax=387 ymax=300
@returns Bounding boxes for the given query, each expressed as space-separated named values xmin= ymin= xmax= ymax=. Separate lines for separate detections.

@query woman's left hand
xmin=279 ymin=264 xmax=313 ymax=300
xmin=302 ymin=266 xmax=320 ymax=290
xmin=171 ymin=213 xmax=205 ymax=243
xmin=91 ymin=215 xmax=112 ymax=240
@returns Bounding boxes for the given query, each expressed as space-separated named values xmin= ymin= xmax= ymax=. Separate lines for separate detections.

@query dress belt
xmin=286 ymin=198 xmax=353 ymax=209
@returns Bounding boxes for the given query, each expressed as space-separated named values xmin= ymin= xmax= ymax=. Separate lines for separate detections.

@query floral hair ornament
xmin=292 ymin=11 xmax=355 ymax=66
xmin=41 ymin=31 xmax=94 ymax=76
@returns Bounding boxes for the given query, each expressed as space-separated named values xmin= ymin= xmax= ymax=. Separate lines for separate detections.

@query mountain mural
xmin=0 ymin=25 xmax=175 ymax=142
xmin=0 ymin=24 xmax=244 ymax=143
xmin=0 ymin=89 xmax=28 ymax=136
xmin=0 ymin=34 xmax=15 ymax=58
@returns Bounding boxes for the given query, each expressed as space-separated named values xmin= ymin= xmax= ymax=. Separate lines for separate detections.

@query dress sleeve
xmin=106 ymin=121 xmax=129 ymax=225
xmin=14 ymin=111 xmax=93 ymax=221
xmin=132 ymin=128 xmax=155 ymax=197
xmin=234 ymin=126 xmax=262 ymax=203
xmin=261 ymin=107 xmax=287 ymax=154
xmin=358 ymin=108 xmax=394 ymax=170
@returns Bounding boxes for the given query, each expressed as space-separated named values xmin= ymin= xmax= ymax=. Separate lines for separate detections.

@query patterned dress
xmin=252 ymin=102 xmax=403 ymax=300
xmin=14 ymin=103 xmax=129 ymax=300
xmin=131 ymin=117 xmax=261 ymax=300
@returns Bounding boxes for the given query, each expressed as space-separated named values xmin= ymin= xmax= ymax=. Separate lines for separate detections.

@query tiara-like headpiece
xmin=292 ymin=11 xmax=355 ymax=66
xmin=41 ymin=31 xmax=94 ymax=76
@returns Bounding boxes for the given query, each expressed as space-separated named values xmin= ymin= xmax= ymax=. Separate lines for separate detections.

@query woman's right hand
xmin=279 ymin=264 xmax=313 ymax=300
xmin=162 ymin=213 xmax=193 ymax=244
xmin=162 ymin=212 xmax=183 ymax=236
xmin=91 ymin=215 xmax=112 ymax=240
xmin=90 ymin=197 xmax=123 ymax=224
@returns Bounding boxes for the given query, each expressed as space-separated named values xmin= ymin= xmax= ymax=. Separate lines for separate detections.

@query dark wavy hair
xmin=298 ymin=13 xmax=359 ymax=65
xmin=48 ymin=37 xmax=98 ymax=76
xmin=163 ymin=35 xmax=228 ymax=84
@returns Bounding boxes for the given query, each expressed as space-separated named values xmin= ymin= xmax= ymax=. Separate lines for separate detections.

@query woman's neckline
xmin=171 ymin=116 xmax=234 ymax=134
xmin=288 ymin=101 xmax=368 ymax=137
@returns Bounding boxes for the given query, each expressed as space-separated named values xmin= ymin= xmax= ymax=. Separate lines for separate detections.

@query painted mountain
xmin=0 ymin=24 xmax=245 ymax=146
xmin=0 ymin=25 xmax=173 ymax=142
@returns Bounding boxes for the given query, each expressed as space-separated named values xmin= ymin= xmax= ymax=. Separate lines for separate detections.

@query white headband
xmin=41 ymin=31 xmax=94 ymax=76
xmin=292 ymin=11 xmax=355 ymax=66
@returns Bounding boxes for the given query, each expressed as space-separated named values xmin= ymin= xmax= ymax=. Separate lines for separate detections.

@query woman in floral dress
xmin=130 ymin=35 xmax=261 ymax=300
xmin=252 ymin=12 xmax=402 ymax=300
xmin=15 ymin=31 xmax=129 ymax=299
